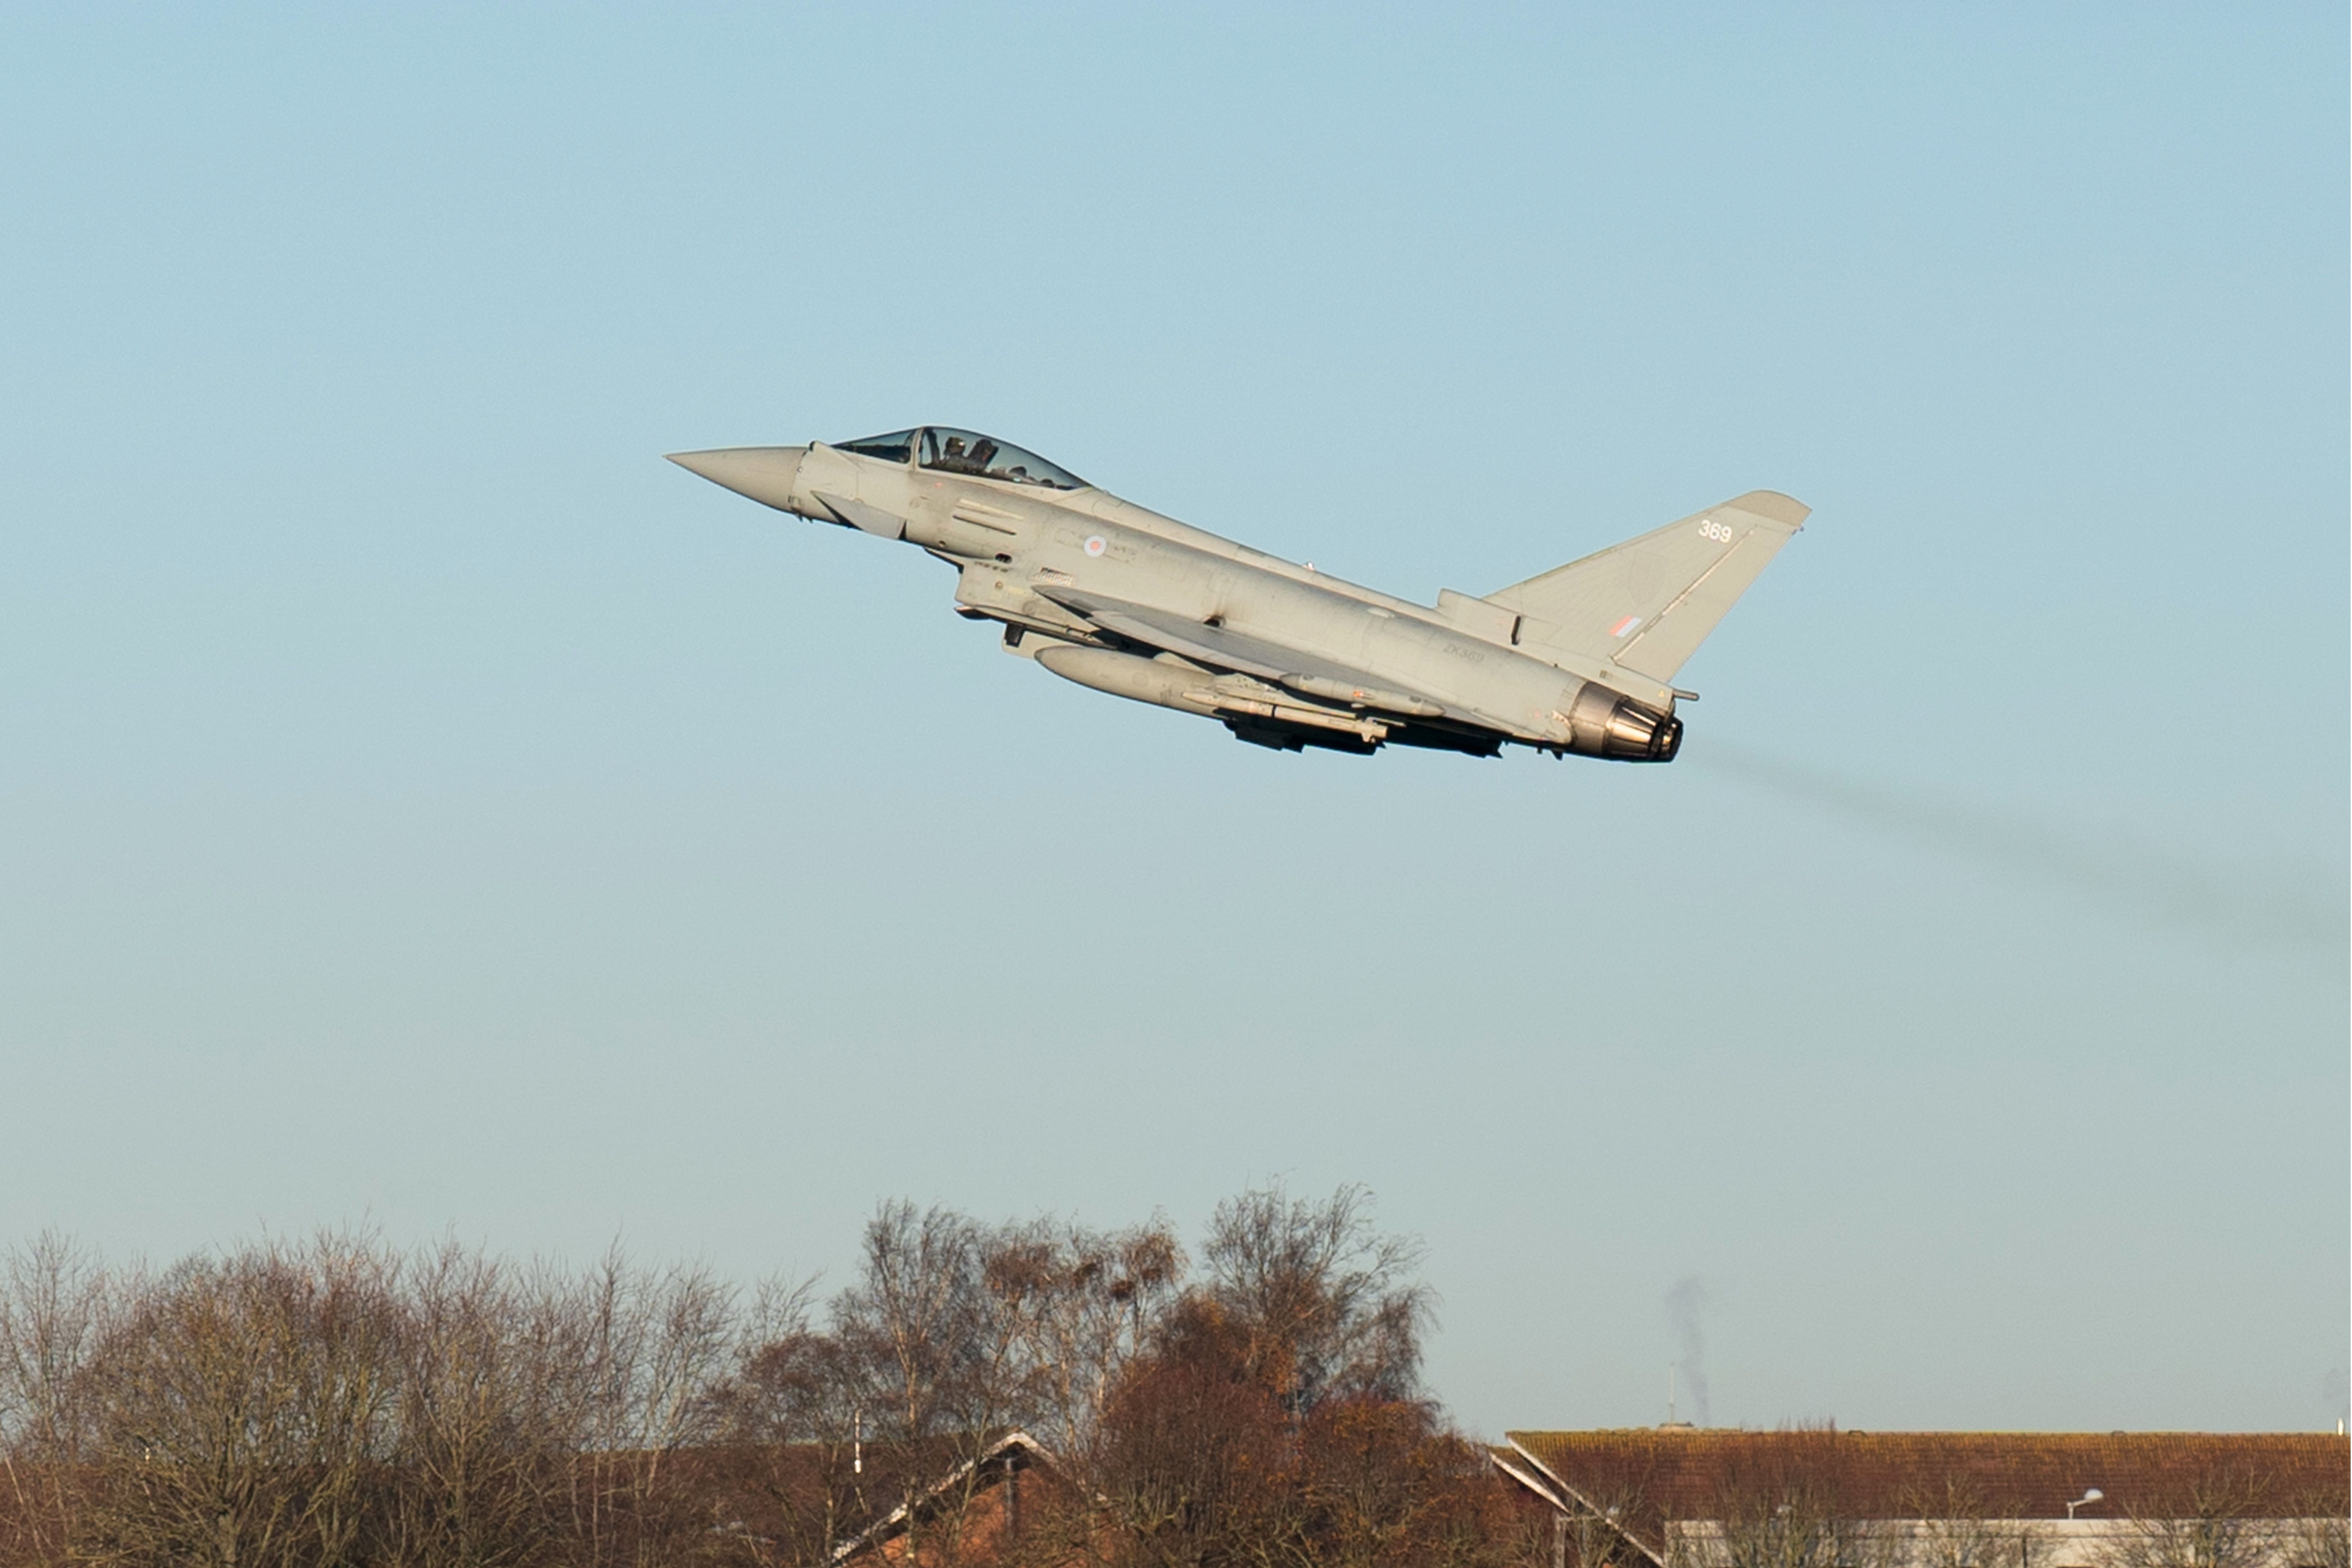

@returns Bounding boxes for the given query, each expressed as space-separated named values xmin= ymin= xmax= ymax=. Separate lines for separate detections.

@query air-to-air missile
xmin=669 ymin=428 xmax=1806 ymax=761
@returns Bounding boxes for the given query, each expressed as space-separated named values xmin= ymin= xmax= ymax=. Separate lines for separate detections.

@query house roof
xmin=826 ymin=1429 xmax=1050 ymax=1564
xmin=679 ymin=1430 xmax=1053 ymax=1566
xmin=1497 ymin=1429 xmax=2350 ymax=1557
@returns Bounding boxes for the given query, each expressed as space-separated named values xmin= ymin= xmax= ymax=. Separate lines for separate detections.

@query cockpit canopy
xmin=833 ymin=429 xmax=918 ymax=463
xmin=918 ymin=428 xmax=1086 ymax=490
xmin=831 ymin=427 xmax=1086 ymax=492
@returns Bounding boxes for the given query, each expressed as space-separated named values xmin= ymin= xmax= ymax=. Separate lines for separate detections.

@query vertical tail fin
xmin=1484 ymin=490 xmax=1808 ymax=682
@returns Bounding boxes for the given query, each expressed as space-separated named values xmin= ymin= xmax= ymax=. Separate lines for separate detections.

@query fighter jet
xmin=668 ymin=428 xmax=1807 ymax=760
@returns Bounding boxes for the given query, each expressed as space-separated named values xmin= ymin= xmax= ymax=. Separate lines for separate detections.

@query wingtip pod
xmin=1728 ymin=489 xmax=1810 ymax=528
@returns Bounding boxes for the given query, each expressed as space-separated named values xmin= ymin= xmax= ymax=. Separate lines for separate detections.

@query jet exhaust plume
xmin=1665 ymin=1275 xmax=1711 ymax=1427
xmin=1696 ymin=742 xmax=2347 ymax=956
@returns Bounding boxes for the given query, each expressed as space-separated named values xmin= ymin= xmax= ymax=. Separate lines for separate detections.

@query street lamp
xmin=2066 ymin=1490 xmax=2104 ymax=1520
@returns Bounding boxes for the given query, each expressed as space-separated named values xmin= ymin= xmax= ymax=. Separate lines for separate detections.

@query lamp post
xmin=2066 ymin=1489 xmax=2104 ymax=1520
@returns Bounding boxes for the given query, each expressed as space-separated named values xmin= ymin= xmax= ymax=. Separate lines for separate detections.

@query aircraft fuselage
xmin=669 ymin=429 xmax=1806 ymax=760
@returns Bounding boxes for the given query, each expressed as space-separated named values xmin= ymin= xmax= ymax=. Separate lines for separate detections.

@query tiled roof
xmin=1500 ymin=1429 xmax=2348 ymax=1544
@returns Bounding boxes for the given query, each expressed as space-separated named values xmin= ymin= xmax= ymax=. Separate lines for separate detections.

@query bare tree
xmin=984 ymin=1217 xmax=1184 ymax=1456
xmin=382 ymin=1239 xmax=575 ymax=1568
xmin=834 ymin=1203 xmax=988 ymax=1447
xmin=1294 ymin=1396 xmax=1517 ymax=1568
xmin=1681 ymin=1429 xmax=1893 ymax=1568
xmin=19 ymin=1232 xmax=746 ymax=1568
xmin=0 ymin=1233 xmax=116 ymax=1567
xmin=1898 ymin=1482 xmax=2049 ymax=1568
xmin=1515 ymin=1477 xmax=1651 ymax=1568
xmin=2277 ymin=1509 xmax=2348 ymax=1568
xmin=2094 ymin=1473 xmax=2286 ymax=1568
xmin=1676 ymin=1506 xmax=1894 ymax=1568
xmin=1199 ymin=1184 xmax=1431 ymax=1413
xmin=1090 ymin=1302 xmax=1293 ymax=1568
xmin=826 ymin=1202 xmax=1047 ymax=1567
xmin=0 ymin=1187 xmax=1520 ymax=1568
xmin=556 ymin=1247 xmax=737 ymax=1568
xmin=1068 ymin=1187 xmax=1510 ymax=1568
xmin=704 ymin=1274 xmax=869 ymax=1568
xmin=73 ymin=1234 xmax=401 ymax=1568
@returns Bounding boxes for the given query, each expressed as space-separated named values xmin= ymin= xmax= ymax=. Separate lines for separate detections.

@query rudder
xmin=1484 ymin=490 xmax=1808 ymax=683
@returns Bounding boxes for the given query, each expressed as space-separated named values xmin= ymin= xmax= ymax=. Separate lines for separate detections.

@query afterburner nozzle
xmin=1564 ymin=682 xmax=1682 ymax=762
xmin=666 ymin=446 xmax=808 ymax=512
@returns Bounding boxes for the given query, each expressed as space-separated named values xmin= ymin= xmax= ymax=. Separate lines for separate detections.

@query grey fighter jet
xmin=668 ymin=428 xmax=1807 ymax=760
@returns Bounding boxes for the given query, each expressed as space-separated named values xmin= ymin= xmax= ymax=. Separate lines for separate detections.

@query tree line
xmin=8 ymin=1188 xmax=2340 ymax=1568
xmin=0 ymin=1184 xmax=1538 ymax=1568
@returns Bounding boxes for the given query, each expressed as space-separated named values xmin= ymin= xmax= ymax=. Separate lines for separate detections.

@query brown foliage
xmin=1076 ymin=1283 xmax=1517 ymax=1568
xmin=0 ymin=1185 xmax=1521 ymax=1568
xmin=1086 ymin=1297 xmax=1292 ymax=1568
xmin=1293 ymin=1397 xmax=1516 ymax=1568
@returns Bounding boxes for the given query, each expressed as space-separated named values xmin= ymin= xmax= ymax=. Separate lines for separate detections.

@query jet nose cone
xmin=666 ymin=445 xmax=807 ymax=511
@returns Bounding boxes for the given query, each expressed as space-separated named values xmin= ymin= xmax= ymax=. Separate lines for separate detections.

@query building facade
xmin=1493 ymin=1429 xmax=2348 ymax=1568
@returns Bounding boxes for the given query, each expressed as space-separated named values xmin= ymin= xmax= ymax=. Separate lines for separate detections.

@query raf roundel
xmin=1083 ymin=535 xmax=1107 ymax=558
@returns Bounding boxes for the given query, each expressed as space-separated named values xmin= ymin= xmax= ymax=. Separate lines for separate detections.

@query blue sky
xmin=0 ymin=3 xmax=2343 ymax=1436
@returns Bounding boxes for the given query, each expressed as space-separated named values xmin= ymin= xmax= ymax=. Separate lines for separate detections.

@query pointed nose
xmin=666 ymin=446 xmax=807 ymax=511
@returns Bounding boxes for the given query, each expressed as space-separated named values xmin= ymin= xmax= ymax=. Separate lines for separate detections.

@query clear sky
xmin=1 ymin=3 xmax=2344 ymax=1438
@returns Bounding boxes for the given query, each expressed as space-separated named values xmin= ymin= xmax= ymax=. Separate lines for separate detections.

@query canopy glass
xmin=833 ymin=429 xmax=916 ymax=462
xmin=918 ymin=427 xmax=1086 ymax=491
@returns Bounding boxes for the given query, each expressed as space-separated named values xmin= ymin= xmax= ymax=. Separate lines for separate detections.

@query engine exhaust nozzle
xmin=1565 ymin=682 xmax=1682 ymax=762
